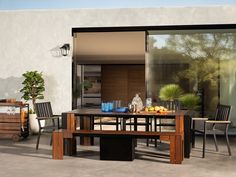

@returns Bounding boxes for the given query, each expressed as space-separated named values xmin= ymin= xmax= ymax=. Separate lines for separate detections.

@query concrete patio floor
xmin=0 ymin=133 xmax=236 ymax=177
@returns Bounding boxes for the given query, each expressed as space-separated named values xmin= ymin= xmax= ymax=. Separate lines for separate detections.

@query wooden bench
xmin=52 ymin=129 xmax=183 ymax=164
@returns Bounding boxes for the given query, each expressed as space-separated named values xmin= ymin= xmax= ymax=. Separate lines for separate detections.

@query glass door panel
xmin=146 ymin=29 xmax=236 ymax=126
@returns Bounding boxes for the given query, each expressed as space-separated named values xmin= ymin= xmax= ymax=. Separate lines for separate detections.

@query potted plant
xmin=159 ymin=84 xmax=183 ymax=101
xmin=158 ymin=84 xmax=183 ymax=131
xmin=179 ymin=93 xmax=200 ymax=116
xmin=20 ymin=71 xmax=45 ymax=133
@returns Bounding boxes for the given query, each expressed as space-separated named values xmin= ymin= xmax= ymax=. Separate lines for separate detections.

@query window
xmin=147 ymin=29 xmax=236 ymax=126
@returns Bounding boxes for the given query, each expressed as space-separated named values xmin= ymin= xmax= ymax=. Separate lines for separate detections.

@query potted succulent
xmin=20 ymin=71 xmax=45 ymax=133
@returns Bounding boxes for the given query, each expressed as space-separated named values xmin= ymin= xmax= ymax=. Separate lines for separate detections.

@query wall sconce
xmin=60 ymin=43 xmax=70 ymax=56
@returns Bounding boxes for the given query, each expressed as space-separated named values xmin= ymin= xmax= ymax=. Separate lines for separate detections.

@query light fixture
xmin=60 ymin=43 xmax=70 ymax=56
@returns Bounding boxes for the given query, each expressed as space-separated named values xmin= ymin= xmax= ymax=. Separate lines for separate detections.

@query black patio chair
xmin=191 ymin=104 xmax=232 ymax=158
xmin=35 ymin=102 xmax=60 ymax=150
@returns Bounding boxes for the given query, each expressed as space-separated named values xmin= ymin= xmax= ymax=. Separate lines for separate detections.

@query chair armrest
xmin=205 ymin=120 xmax=231 ymax=124
xmin=37 ymin=116 xmax=60 ymax=120
xmin=192 ymin=117 xmax=209 ymax=121
xmin=53 ymin=115 xmax=61 ymax=117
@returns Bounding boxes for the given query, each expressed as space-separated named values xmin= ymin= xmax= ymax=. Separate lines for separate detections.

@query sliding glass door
xmin=146 ymin=29 xmax=236 ymax=126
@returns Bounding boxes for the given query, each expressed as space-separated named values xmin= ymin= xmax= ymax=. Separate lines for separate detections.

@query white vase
xmin=29 ymin=114 xmax=45 ymax=134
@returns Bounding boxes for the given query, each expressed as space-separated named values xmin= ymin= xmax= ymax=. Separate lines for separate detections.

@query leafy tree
xmin=166 ymin=33 xmax=234 ymax=59
xmin=166 ymin=33 xmax=235 ymax=88
xmin=165 ymin=33 xmax=236 ymax=115
xmin=20 ymin=71 xmax=45 ymax=111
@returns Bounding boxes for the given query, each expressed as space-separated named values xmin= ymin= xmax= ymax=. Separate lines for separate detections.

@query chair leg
xmin=36 ymin=129 xmax=41 ymax=150
xmin=225 ymin=126 xmax=232 ymax=156
xmin=100 ymin=118 xmax=102 ymax=130
xmin=203 ymin=122 xmax=206 ymax=158
xmin=146 ymin=118 xmax=149 ymax=146
xmin=191 ymin=120 xmax=196 ymax=148
xmin=50 ymin=130 xmax=54 ymax=146
xmin=116 ymin=117 xmax=119 ymax=131
xmin=213 ymin=130 xmax=219 ymax=152
xmin=159 ymin=119 xmax=162 ymax=144
xmin=154 ymin=117 xmax=157 ymax=147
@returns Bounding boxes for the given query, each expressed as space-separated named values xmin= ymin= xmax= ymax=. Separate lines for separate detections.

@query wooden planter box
xmin=0 ymin=102 xmax=29 ymax=141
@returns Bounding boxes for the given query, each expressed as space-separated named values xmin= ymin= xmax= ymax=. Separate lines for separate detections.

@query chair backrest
xmin=35 ymin=102 xmax=53 ymax=118
xmin=159 ymin=100 xmax=181 ymax=111
xmin=214 ymin=104 xmax=231 ymax=121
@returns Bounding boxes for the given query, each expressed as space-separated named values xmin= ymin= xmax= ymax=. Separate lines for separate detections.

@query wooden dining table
xmin=61 ymin=108 xmax=192 ymax=158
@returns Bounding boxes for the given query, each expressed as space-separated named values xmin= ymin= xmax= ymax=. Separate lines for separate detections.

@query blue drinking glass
xmin=104 ymin=103 xmax=109 ymax=112
xmin=101 ymin=102 xmax=105 ymax=112
xmin=108 ymin=102 xmax=113 ymax=112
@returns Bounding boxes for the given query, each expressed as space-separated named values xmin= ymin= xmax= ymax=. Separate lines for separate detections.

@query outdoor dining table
xmin=61 ymin=108 xmax=191 ymax=158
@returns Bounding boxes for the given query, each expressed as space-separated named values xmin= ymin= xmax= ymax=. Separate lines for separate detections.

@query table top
xmin=0 ymin=102 xmax=29 ymax=107
xmin=65 ymin=108 xmax=188 ymax=117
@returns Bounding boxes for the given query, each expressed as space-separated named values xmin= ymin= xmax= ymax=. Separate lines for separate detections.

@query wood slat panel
xmin=0 ymin=117 xmax=20 ymax=123
xmin=101 ymin=65 xmax=145 ymax=106
xmin=0 ymin=130 xmax=21 ymax=134
xmin=0 ymin=123 xmax=20 ymax=130
xmin=0 ymin=113 xmax=20 ymax=119
xmin=127 ymin=65 xmax=145 ymax=103
xmin=102 ymin=65 xmax=128 ymax=106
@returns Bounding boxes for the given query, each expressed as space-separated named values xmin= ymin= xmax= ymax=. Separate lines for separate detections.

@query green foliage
xmin=73 ymin=80 xmax=93 ymax=98
xmin=20 ymin=71 xmax=45 ymax=110
xmin=166 ymin=33 xmax=235 ymax=88
xmin=83 ymin=80 xmax=92 ymax=91
xmin=159 ymin=84 xmax=183 ymax=101
xmin=29 ymin=108 xmax=35 ymax=114
xmin=179 ymin=94 xmax=200 ymax=110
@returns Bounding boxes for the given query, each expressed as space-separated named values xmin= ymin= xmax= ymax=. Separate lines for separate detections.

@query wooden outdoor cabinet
xmin=0 ymin=100 xmax=29 ymax=141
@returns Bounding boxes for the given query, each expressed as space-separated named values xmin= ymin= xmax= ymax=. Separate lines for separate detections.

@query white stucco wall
xmin=0 ymin=5 xmax=236 ymax=113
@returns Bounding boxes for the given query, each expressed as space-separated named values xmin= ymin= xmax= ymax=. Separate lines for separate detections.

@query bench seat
xmin=52 ymin=129 xmax=183 ymax=164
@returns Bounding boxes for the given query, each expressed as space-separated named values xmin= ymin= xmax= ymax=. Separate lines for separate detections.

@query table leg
xmin=61 ymin=113 xmax=77 ymax=156
xmin=175 ymin=115 xmax=184 ymax=160
xmin=100 ymin=137 xmax=135 ymax=161
xmin=169 ymin=135 xmax=183 ymax=164
xmin=80 ymin=116 xmax=94 ymax=145
xmin=184 ymin=115 xmax=191 ymax=158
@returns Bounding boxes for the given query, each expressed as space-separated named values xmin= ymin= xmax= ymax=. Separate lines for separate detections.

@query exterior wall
xmin=0 ymin=6 xmax=236 ymax=113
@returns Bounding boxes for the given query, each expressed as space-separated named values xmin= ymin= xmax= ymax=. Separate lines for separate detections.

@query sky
xmin=0 ymin=0 xmax=236 ymax=10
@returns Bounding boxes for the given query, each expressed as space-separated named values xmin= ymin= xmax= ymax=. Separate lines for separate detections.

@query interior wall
xmin=0 ymin=6 xmax=236 ymax=113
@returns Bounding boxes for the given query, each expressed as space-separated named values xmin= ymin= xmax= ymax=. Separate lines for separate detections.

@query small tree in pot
xmin=20 ymin=71 xmax=45 ymax=111
xmin=20 ymin=71 xmax=45 ymax=133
